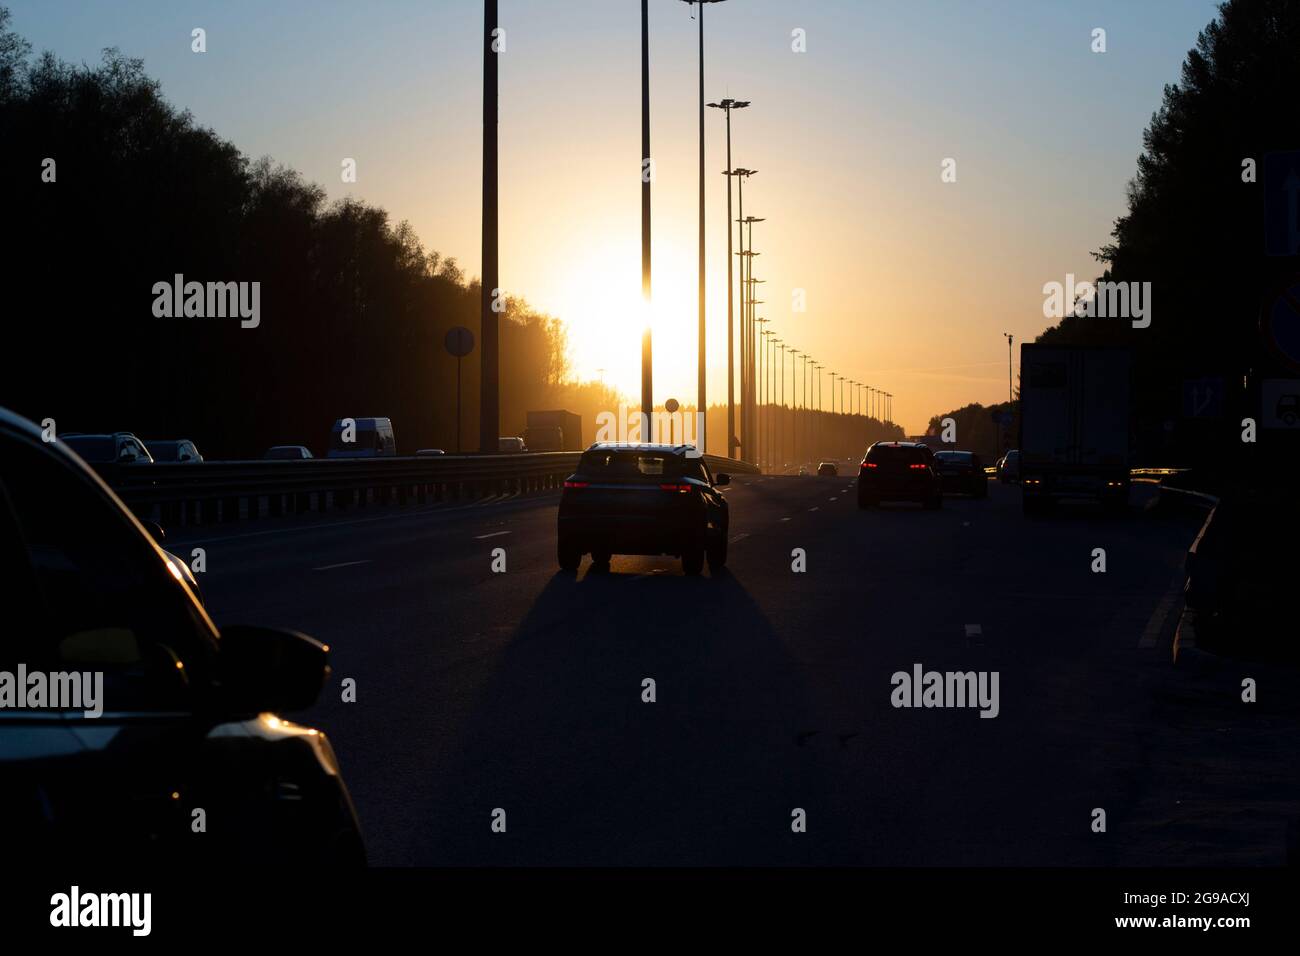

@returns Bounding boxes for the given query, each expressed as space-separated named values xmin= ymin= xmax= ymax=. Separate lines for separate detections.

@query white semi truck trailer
xmin=1018 ymin=345 xmax=1132 ymax=515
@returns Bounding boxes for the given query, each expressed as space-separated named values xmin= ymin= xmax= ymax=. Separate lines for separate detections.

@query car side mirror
xmin=218 ymin=625 xmax=330 ymax=714
xmin=715 ymin=473 xmax=731 ymax=486
xmin=141 ymin=519 xmax=166 ymax=543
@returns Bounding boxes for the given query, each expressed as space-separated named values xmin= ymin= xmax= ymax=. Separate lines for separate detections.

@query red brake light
xmin=861 ymin=462 xmax=877 ymax=469
xmin=660 ymin=483 xmax=692 ymax=493
xmin=564 ymin=480 xmax=589 ymax=489
xmin=909 ymin=463 xmax=929 ymax=470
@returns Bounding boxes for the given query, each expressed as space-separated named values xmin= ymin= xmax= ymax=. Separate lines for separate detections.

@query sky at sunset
xmin=11 ymin=0 xmax=1222 ymax=433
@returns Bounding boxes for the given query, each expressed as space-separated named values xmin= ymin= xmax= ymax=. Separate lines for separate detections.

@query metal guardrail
xmin=101 ymin=452 xmax=760 ymax=529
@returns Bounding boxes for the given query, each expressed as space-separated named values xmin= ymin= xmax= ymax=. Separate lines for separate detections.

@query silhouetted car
xmin=264 ymin=445 xmax=313 ymax=460
xmin=327 ymin=417 xmax=395 ymax=458
xmin=817 ymin=461 xmax=839 ymax=477
xmin=61 ymin=432 xmax=153 ymax=466
xmin=498 ymin=437 xmax=527 ymax=453
xmin=797 ymin=466 xmax=809 ymax=476
xmin=557 ymin=442 xmax=730 ymax=575
xmin=144 ymin=439 xmax=203 ymax=463
xmin=858 ymin=441 xmax=942 ymax=509
xmin=934 ymin=450 xmax=988 ymax=497
xmin=0 ymin=407 xmax=364 ymax=865
xmin=998 ymin=449 xmax=1021 ymax=484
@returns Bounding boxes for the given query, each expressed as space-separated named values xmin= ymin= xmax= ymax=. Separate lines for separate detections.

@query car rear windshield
xmin=867 ymin=445 xmax=930 ymax=464
xmin=935 ymin=451 xmax=973 ymax=463
xmin=146 ymin=442 xmax=180 ymax=460
xmin=62 ymin=436 xmax=115 ymax=461
xmin=578 ymin=451 xmax=680 ymax=479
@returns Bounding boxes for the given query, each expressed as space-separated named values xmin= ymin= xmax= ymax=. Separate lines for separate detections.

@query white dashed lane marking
xmin=313 ymin=560 xmax=372 ymax=571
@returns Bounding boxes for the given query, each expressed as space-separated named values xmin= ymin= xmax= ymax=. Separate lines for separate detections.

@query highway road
xmin=173 ymin=475 xmax=1300 ymax=866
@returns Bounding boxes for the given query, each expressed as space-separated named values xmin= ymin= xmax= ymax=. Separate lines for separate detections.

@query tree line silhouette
xmin=1031 ymin=0 xmax=1300 ymax=471
xmin=0 ymin=9 xmax=625 ymax=458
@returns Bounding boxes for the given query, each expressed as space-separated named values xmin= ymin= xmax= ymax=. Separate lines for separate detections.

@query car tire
xmin=558 ymin=536 xmax=582 ymax=571
xmin=706 ymin=530 xmax=728 ymax=571
xmin=681 ymin=543 xmax=705 ymax=576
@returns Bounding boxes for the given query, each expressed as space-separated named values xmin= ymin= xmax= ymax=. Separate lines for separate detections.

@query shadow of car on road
xmin=406 ymin=567 xmax=839 ymax=866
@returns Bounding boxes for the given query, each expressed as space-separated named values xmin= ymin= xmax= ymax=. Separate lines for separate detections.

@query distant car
xmin=327 ymin=417 xmax=396 ymax=458
xmin=858 ymin=441 xmax=942 ymax=510
xmin=817 ymin=461 xmax=838 ymax=477
xmin=415 ymin=448 xmax=446 ymax=457
xmin=0 ymin=406 xmax=364 ymax=865
xmin=60 ymin=432 xmax=154 ymax=466
xmin=557 ymin=442 xmax=730 ymax=576
xmin=797 ymin=466 xmax=809 ymax=477
xmin=998 ymin=449 xmax=1021 ymax=484
xmin=264 ymin=445 xmax=314 ymax=460
xmin=498 ymin=437 xmax=527 ymax=454
xmin=933 ymin=450 xmax=988 ymax=498
xmin=144 ymin=439 xmax=203 ymax=463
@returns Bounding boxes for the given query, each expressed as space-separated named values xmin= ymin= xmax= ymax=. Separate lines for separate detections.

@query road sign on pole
xmin=1182 ymin=377 xmax=1225 ymax=419
xmin=665 ymin=397 xmax=679 ymax=443
xmin=445 ymin=327 xmax=475 ymax=453
xmin=1264 ymin=152 xmax=1300 ymax=256
xmin=1262 ymin=379 xmax=1300 ymax=429
xmin=1260 ymin=276 xmax=1300 ymax=372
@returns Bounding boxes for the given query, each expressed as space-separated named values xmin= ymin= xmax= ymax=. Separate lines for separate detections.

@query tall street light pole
xmin=1003 ymin=332 xmax=1014 ymax=406
xmin=813 ymin=362 xmax=822 ymax=459
xmin=767 ymin=332 xmax=777 ymax=469
xmin=743 ymin=218 xmax=764 ymax=464
xmin=745 ymin=271 xmax=764 ymax=464
xmin=709 ymin=99 xmax=749 ymax=461
xmin=683 ymin=0 xmax=726 ymax=452
xmin=789 ymin=345 xmax=795 ymax=465
xmin=799 ymin=353 xmax=807 ymax=466
xmin=479 ymin=0 xmax=500 ymax=453
xmin=640 ymin=0 xmax=653 ymax=428
xmin=756 ymin=317 xmax=769 ymax=467
xmin=776 ymin=340 xmax=785 ymax=469
xmin=738 ymin=171 xmax=759 ymax=460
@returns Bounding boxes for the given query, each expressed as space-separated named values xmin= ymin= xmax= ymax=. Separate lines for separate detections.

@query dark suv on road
xmin=0 ymin=407 xmax=364 ymax=865
xmin=858 ymin=441 xmax=942 ymax=509
xmin=933 ymin=450 xmax=989 ymax=497
xmin=557 ymin=443 xmax=730 ymax=575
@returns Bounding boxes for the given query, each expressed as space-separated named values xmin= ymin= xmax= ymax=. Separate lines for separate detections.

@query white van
xmin=327 ymin=417 xmax=397 ymax=458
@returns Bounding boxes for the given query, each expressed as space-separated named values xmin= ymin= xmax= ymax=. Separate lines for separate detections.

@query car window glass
xmin=0 ymin=436 xmax=216 ymax=711
xmin=579 ymin=452 xmax=673 ymax=478
xmin=868 ymin=445 xmax=929 ymax=464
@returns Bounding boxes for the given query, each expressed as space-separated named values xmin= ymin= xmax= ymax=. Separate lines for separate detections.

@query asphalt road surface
xmin=174 ymin=475 xmax=1300 ymax=866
